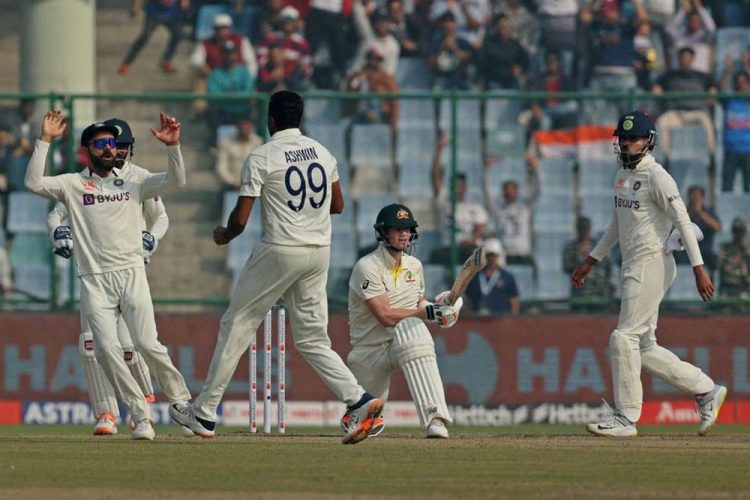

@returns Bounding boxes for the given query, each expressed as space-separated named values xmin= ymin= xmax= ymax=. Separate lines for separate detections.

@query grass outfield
xmin=1 ymin=425 xmax=750 ymax=499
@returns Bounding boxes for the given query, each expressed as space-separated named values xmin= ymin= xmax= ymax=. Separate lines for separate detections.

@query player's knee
xmin=393 ymin=317 xmax=435 ymax=365
xmin=608 ymin=329 xmax=638 ymax=357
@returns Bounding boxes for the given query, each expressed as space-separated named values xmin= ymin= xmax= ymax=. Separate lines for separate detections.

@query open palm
xmin=41 ymin=110 xmax=67 ymax=140
xmin=151 ymin=112 xmax=181 ymax=146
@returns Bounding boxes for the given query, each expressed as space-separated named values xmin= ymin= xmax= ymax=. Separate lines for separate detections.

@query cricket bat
xmin=447 ymin=247 xmax=487 ymax=306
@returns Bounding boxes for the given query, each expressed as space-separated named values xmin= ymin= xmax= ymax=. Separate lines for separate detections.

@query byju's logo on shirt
xmin=83 ymin=192 xmax=131 ymax=206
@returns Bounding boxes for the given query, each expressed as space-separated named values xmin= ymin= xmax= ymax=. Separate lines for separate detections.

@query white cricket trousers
xmin=80 ymin=268 xmax=191 ymax=421
xmin=610 ymin=254 xmax=713 ymax=422
xmin=193 ymin=242 xmax=365 ymax=422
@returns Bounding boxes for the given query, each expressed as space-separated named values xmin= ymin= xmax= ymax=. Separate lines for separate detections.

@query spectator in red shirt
xmin=256 ymin=6 xmax=313 ymax=86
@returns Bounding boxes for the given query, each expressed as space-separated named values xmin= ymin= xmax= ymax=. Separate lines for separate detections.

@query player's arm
xmin=366 ymin=293 xmax=428 ymax=327
xmin=46 ymin=202 xmax=68 ymax=236
xmin=144 ymin=197 xmax=169 ymax=240
xmin=330 ymin=180 xmax=344 ymax=214
xmin=141 ymin=113 xmax=186 ymax=199
xmin=215 ymin=196 xmax=255 ymax=245
xmin=572 ymin=212 xmax=619 ymax=287
xmin=653 ymin=170 xmax=713 ymax=301
xmin=25 ymin=111 xmax=68 ymax=200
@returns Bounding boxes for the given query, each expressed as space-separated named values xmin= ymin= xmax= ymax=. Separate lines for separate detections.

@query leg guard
xmin=392 ymin=317 xmax=452 ymax=427
xmin=609 ymin=329 xmax=643 ymax=423
xmin=123 ymin=348 xmax=155 ymax=402
xmin=79 ymin=332 xmax=120 ymax=419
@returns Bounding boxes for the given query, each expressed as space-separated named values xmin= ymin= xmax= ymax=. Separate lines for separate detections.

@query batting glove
xmin=434 ymin=290 xmax=452 ymax=305
xmin=142 ymin=231 xmax=158 ymax=264
xmin=52 ymin=226 xmax=73 ymax=259
xmin=423 ymin=298 xmax=463 ymax=328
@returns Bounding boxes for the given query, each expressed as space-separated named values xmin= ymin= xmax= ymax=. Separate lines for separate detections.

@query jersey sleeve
xmin=652 ymin=169 xmax=704 ymax=266
xmin=46 ymin=202 xmax=69 ymax=237
xmin=25 ymin=140 xmax=69 ymax=201
xmin=349 ymin=260 xmax=386 ymax=301
xmin=239 ymin=152 xmax=267 ymax=197
xmin=140 ymin=145 xmax=187 ymax=200
xmin=329 ymin=150 xmax=340 ymax=183
xmin=415 ymin=260 xmax=426 ymax=298
xmin=143 ymin=197 xmax=169 ymax=240
xmin=590 ymin=210 xmax=620 ymax=262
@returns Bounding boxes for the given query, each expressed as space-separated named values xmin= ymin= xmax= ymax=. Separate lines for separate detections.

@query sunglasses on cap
xmin=89 ymin=137 xmax=117 ymax=149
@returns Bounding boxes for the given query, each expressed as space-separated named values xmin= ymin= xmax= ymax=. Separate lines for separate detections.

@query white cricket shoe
xmin=131 ymin=419 xmax=155 ymax=441
xmin=696 ymin=384 xmax=728 ymax=436
xmin=587 ymin=404 xmax=637 ymax=437
xmin=341 ymin=396 xmax=384 ymax=445
xmin=426 ymin=418 xmax=449 ymax=439
xmin=169 ymin=402 xmax=215 ymax=438
xmin=93 ymin=413 xmax=118 ymax=436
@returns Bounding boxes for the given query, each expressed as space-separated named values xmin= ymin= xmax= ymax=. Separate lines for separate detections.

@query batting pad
xmin=393 ymin=318 xmax=452 ymax=427
xmin=123 ymin=348 xmax=155 ymax=399
xmin=79 ymin=332 xmax=120 ymax=418
xmin=641 ymin=344 xmax=713 ymax=395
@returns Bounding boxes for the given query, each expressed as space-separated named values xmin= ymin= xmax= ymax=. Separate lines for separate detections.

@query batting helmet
xmin=104 ymin=118 xmax=135 ymax=146
xmin=613 ymin=110 xmax=657 ymax=168
xmin=374 ymin=203 xmax=419 ymax=242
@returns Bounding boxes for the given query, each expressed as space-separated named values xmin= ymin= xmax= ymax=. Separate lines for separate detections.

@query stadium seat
xmin=715 ymin=192 xmax=750 ymax=247
xmin=671 ymin=160 xmax=710 ymax=190
xmin=580 ymin=193 xmax=614 ymax=234
xmin=534 ymin=192 xmax=576 ymax=233
xmin=396 ymin=123 xmax=436 ymax=167
xmin=579 ymin=159 xmax=616 ymax=195
xmin=506 ymin=264 xmax=536 ymax=300
xmin=670 ymin=125 xmax=710 ymax=162
xmin=7 ymin=192 xmax=49 ymax=234
xmin=438 ymin=99 xmax=481 ymax=132
xmin=9 ymin=233 xmax=49 ymax=267
xmin=422 ymin=264 xmax=447 ymax=300
xmin=356 ymin=193 xmax=397 ymax=232
xmin=226 ymin=229 xmax=261 ymax=271
xmin=714 ymin=28 xmax=750 ymax=80
xmin=398 ymin=161 xmax=433 ymax=199
xmin=305 ymin=123 xmax=346 ymax=162
xmin=396 ymin=57 xmax=431 ymax=90
xmin=222 ymin=191 xmax=262 ymax=233
xmin=304 ymin=99 xmax=342 ymax=125
xmin=216 ymin=124 xmax=238 ymax=146
xmin=413 ymin=230 xmax=441 ymax=263
xmin=350 ymin=123 xmax=393 ymax=169
xmin=398 ymin=98 xmax=437 ymax=127
xmin=331 ymin=230 xmax=358 ymax=268
xmin=534 ymin=232 xmax=572 ymax=272
xmin=234 ymin=5 xmax=258 ymax=40
xmin=486 ymin=127 xmax=526 ymax=160
xmin=195 ymin=4 xmax=234 ymax=41
xmin=12 ymin=264 xmax=52 ymax=300
xmin=667 ymin=264 xmax=702 ymax=301
xmin=484 ymin=95 xmax=523 ymax=131
xmin=327 ymin=266 xmax=352 ymax=306
xmin=539 ymin=158 xmax=574 ymax=195
xmin=535 ymin=274 xmax=570 ymax=301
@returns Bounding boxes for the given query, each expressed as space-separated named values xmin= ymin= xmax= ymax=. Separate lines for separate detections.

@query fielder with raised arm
xmin=571 ymin=110 xmax=727 ymax=437
xmin=25 ymin=110 xmax=192 ymax=440
xmin=47 ymin=118 xmax=169 ymax=436
xmin=170 ymin=91 xmax=384 ymax=444
xmin=344 ymin=203 xmax=461 ymax=438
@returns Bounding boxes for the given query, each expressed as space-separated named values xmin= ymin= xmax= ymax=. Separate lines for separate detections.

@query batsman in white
xmin=344 ymin=203 xmax=461 ymax=439
xmin=25 ymin=110 xmax=193 ymax=441
xmin=169 ymin=90 xmax=384 ymax=444
xmin=47 ymin=118 xmax=167 ymax=436
xmin=571 ymin=110 xmax=727 ymax=437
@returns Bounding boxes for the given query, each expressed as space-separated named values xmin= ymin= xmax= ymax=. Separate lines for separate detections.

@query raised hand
xmin=150 ymin=112 xmax=181 ymax=146
xmin=40 ymin=110 xmax=68 ymax=142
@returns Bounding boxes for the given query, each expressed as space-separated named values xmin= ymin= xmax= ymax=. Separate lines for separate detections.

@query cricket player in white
xmin=571 ymin=110 xmax=727 ymax=437
xmin=25 ymin=110 xmax=192 ymax=440
xmin=345 ymin=203 xmax=462 ymax=439
xmin=47 ymin=118 xmax=168 ymax=436
xmin=170 ymin=91 xmax=384 ymax=444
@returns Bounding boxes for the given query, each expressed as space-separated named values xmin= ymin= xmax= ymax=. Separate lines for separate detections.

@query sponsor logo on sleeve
xmin=633 ymin=181 xmax=641 ymax=191
xmin=362 ymin=280 xmax=369 ymax=290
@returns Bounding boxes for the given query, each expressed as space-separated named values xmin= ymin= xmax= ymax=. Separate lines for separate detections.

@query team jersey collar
xmin=629 ymin=153 xmax=655 ymax=171
xmin=82 ymin=167 xmax=119 ymax=180
xmin=270 ymin=128 xmax=302 ymax=142
xmin=378 ymin=243 xmax=400 ymax=268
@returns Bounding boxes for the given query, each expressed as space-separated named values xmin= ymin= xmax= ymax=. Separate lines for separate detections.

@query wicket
xmin=249 ymin=305 xmax=286 ymax=434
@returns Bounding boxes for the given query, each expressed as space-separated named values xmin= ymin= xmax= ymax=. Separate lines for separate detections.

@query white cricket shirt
xmin=26 ymin=140 xmax=185 ymax=276
xmin=348 ymin=245 xmax=425 ymax=347
xmin=590 ymin=154 xmax=703 ymax=266
xmin=240 ymin=128 xmax=339 ymax=246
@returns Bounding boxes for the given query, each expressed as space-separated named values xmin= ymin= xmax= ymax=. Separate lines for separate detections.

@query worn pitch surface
xmin=1 ymin=425 xmax=749 ymax=499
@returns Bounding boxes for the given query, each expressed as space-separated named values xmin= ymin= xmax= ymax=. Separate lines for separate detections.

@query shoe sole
xmin=93 ymin=428 xmax=117 ymax=436
xmin=698 ymin=386 xmax=728 ymax=436
xmin=169 ymin=406 xmax=215 ymax=439
xmin=341 ymin=400 xmax=384 ymax=445
xmin=586 ymin=425 xmax=637 ymax=437
xmin=131 ymin=434 xmax=155 ymax=441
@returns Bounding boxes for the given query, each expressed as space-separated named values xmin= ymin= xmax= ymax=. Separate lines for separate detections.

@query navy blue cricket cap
xmin=80 ymin=122 xmax=119 ymax=147
xmin=104 ymin=118 xmax=135 ymax=145
xmin=613 ymin=110 xmax=656 ymax=138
